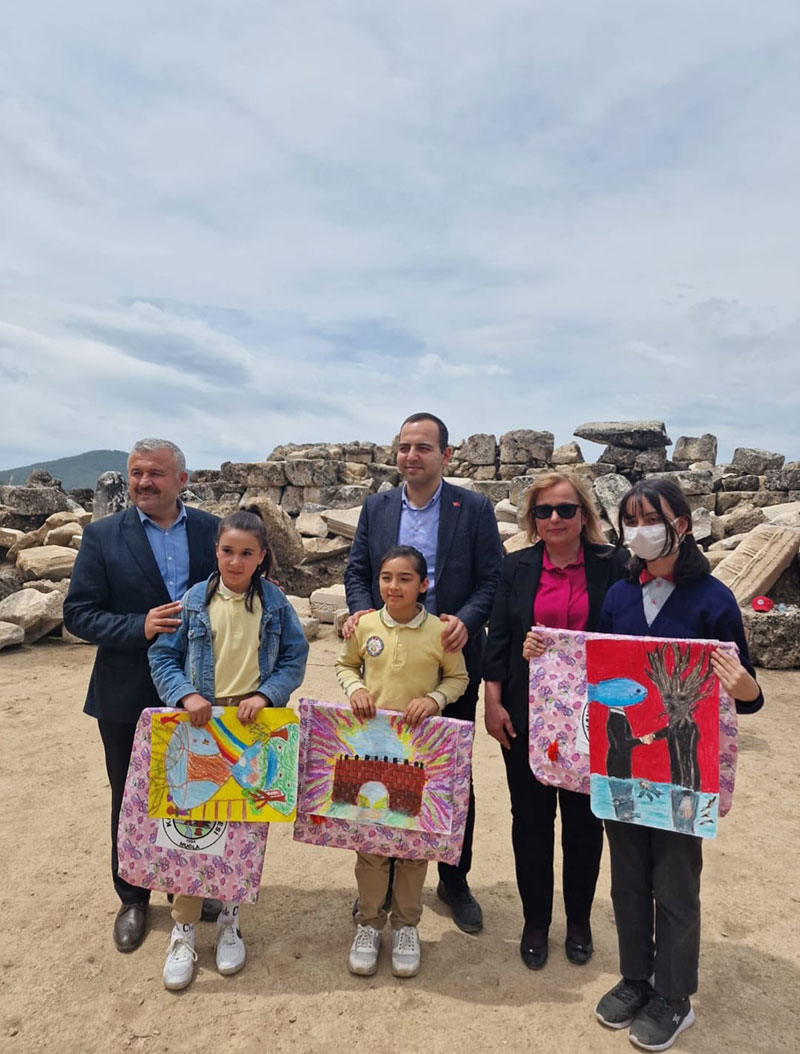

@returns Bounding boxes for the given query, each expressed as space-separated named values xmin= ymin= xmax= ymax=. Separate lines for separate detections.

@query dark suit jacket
xmin=483 ymin=540 xmax=629 ymax=733
xmin=344 ymin=480 xmax=503 ymax=683
xmin=606 ymin=709 xmax=640 ymax=779
xmin=63 ymin=505 xmax=219 ymax=724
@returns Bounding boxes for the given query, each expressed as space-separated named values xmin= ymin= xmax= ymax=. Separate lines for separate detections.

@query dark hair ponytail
xmin=206 ymin=505 xmax=273 ymax=612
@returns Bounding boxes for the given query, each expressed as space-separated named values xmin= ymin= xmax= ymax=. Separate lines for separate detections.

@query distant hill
xmin=0 ymin=450 xmax=129 ymax=492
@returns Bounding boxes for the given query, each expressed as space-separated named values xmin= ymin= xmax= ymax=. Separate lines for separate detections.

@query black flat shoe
xmin=565 ymin=935 xmax=594 ymax=965
xmin=520 ymin=938 xmax=548 ymax=970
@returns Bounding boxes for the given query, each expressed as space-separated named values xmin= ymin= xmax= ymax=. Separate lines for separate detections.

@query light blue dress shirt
xmin=136 ymin=502 xmax=190 ymax=601
xmin=398 ymin=481 xmax=443 ymax=612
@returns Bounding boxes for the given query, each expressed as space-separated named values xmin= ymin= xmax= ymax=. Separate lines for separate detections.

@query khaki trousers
xmin=355 ymin=852 xmax=427 ymax=930
xmin=171 ymin=895 xmax=204 ymax=924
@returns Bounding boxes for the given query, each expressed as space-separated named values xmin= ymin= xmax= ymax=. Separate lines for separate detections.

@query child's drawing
xmin=148 ymin=707 xmax=299 ymax=823
xmin=297 ymin=701 xmax=457 ymax=833
xmin=118 ymin=709 xmax=268 ymax=904
xmin=588 ymin=637 xmax=721 ymax=837
xmin=293 ymin=699 xmax=474 ymax=864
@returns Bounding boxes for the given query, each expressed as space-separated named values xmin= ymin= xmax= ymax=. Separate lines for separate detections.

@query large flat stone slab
xmin=320 ymin=506 xmax=362 ymax=541
xmin=16 ymin=545 xmax=78 ymax=582
xmin=574 ymin=420 xmax=671 ymax=449
xmin=712 ymin=524 xmax=800 ymax=604
xmin=0 ymin=588 xmax=63 ymax=643
xmin=309 ymin=583 xmax=347 ymax=623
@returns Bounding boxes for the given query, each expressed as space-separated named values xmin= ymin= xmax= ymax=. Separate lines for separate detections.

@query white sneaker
xmin=348 ymin=924 xmax=382 ymax=975
xmin=163 ymin=924 xmax=197 ymax=991
xmin=215 ymin=904 xmax=246 ymax=976
xmin=391 ymin=925 xmax=421 ymax=977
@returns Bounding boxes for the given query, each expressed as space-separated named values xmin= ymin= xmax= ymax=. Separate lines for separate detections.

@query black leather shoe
xmin=565 ymin=936 xmax=594 ymax=965
xmin=436 ymin=880 xmax=483 ymax=933
xmin=113 ymin=903 xmax=147 ymax=952
xmin=520 ymin=938 xmax=548 ymax=970
xmin=201 ymin=897 xmax=224 ymax=922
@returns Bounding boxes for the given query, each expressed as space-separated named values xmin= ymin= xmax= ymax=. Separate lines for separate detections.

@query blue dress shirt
xmin=136 ymin=502 xmax=191 ymax=601
xmin=398 ymin=481 xmax=443 ymax=612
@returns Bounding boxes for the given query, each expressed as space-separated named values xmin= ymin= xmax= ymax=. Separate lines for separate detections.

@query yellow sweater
xmin=208 ymin=580 xmax=261 ymax=697
xmin=335 ymin=606 xmax=468 ymax=713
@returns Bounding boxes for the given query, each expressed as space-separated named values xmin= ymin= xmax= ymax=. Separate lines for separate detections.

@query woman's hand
xmin=711 ymin=649 xmax=761 ymax=702
xmin=237 ymin=693 xmax=267 ymax=725
xmin=182 ymin=693 xmax=212 ymax=728
xmin=349 ymin=688 xmax=376 ymax=720
xmin=404 ymin=697 xmax=439 ymax=727
xmin=522 ymin=629 xmax=547 ymax=661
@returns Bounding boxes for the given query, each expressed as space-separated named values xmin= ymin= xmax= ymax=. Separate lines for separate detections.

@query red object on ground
xmin=751 ymin=596 xmax=774 ymax=612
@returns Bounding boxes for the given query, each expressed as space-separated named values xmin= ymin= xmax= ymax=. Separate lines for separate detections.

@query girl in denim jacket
xmin=149 ymin=506 xmax=308 ymax=991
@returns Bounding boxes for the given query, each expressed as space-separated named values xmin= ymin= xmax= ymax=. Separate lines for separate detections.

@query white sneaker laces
xmin=169 ymin=935 xmax=198 ymax=963
xmin=217 ymin=920 xmax=240 ymax=948
xmin=395 ymin=927 xmax=418 ymax=952
xmin=354 ymin=926 xmax=377 ymax=950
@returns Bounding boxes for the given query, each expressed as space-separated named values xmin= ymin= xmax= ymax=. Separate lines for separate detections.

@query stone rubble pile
xmin=2 ymin=423 xmax=798 ymax=667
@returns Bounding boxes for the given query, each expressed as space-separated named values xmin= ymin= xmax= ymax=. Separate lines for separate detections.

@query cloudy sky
xmin=2 ymin=0 xmax=799 ymax=470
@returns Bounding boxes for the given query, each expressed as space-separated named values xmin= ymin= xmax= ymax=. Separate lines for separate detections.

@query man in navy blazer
xmin=344 ymin=413 xmax=503 ymax=932
xmin=64 ymin=439 xmax=219 ymax=953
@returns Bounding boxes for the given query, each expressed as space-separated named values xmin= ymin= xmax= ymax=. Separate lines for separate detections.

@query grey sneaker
xmin=595 ymin=978 xmax=655 ymax=1028
xmin=391 ymin=925 xmax=421 ymax=977
xmin=348 ymin=924 xmax=381 ymax=975
xmin=629 ymin=994 xmax=694 ymax=1051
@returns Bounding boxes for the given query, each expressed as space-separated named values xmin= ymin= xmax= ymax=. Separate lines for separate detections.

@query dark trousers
xmin=98 ymin=719 xmax=151 ymax=906
xmin=605 ymin=819 xmax=703 ymax=1000
xmin=437 ymin=678 xmax=478 ymax=886
xmin=502 ymin=731 xmax=603 ymax=930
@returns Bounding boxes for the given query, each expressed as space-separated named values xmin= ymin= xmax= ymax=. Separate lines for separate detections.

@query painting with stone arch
xmin=293 ymin=699 xmax=474 ymax=864
xmin=588 ymin=636 xmax=723 ymax=838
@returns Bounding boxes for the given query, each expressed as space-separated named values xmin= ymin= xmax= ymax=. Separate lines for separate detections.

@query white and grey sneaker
xmin=163 ymin=923 xmax=197 ymax=991
xmin=215 ymin=904 xmax=246 ymax=976
xmin=348 ymin=924 xmax=382 ymax=975
xmin=391 ymin=925 xmax=421 ymax=978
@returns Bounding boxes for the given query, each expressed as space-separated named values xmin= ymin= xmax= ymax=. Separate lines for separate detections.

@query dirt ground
xmin=1 ymin=632 xmax=797 ymax=1054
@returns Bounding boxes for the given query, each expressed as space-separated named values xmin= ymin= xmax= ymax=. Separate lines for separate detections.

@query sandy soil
xmin=1 ymin=632 xmax=797 ymax=1054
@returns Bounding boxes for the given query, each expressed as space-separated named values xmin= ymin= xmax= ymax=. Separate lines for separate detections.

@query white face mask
xmin=623 ymin=522 xmax=678 ymax=561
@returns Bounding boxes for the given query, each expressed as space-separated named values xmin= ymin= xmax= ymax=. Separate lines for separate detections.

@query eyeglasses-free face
xmin=533 ymin=502 xmax=580 ymax=520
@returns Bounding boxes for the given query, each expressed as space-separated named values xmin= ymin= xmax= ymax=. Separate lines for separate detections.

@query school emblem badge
xmin=365 ymin=635 xmax=385 ymax=657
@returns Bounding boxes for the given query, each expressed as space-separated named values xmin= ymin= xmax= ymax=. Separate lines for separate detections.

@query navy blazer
xmin=344 ymin=480 xmax=503 ymax=682
xmin=64 ymin=505 xmax=219 ymax=723
xmin=483 ymin=540 xmax=629 ymax=734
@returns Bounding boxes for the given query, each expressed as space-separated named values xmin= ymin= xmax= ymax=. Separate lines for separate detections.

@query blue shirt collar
xmin=136 ymin=499 xmax=187 ymax=530
xmin=401 ymin=480 xmax=443 ymax=512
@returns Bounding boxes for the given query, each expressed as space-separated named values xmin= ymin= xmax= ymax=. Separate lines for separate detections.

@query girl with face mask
xmin=593 ymin=478 xmax=763 ymax=1052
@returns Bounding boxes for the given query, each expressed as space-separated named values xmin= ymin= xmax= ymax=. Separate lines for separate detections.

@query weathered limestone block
xmin=721 ymin=474 xmax=759 ymax=492
xmin=753 ymin=490 xmax=791 ymax=508
xmin=320 ymin=507 xmax=362 ymax=541
xmin=598 ymin=445 xmax=637 ymax=470
xmin=691 ymin=507 xmax=712 ymax=543
xmin=706 ymin=551 xmax=728 ymax=569
xmin=189 ymin=469 xmax=223 ymax=483
xmin=509 ymin=476 xmax=539 ymax=507
xmin=0 ymin=568 xmax=23 ymax=601
xmin=472 ymin=481 xmax=511 ymax=503
xmin=551 ymin=441 xmax=584 ymax=465
xmin=497 ymin=463 xmax=530 ymax=480
xmin=340 ymin=441 xmax=375 ymax=465
xmin=281 ymin=558 xmax=349 ymax=599
xmin=16 ymin=545 xmax=78 ymax=581
xmin=765 ymin=468 xmax=800 ymax=491
xmin=708 ymin=533 xmax=748 ymax=552
xmin=338 ymin=462 xmax=369 ymax=484
xmin=653 ymin=470 xmax=714 ymax=496
xmin=69 ymin=487 xmax=94 ymax=510
xmin=713 ymin=524 xmax=800 ymax=604
xmin=299 ymin=616 xmax=321 ymax=642
xmin=687 ymin=494 xmax=716 ymax=513
xmin=296 ymin=512 xmax=329 ymax=538
xmin=311 ymin=484 xmax=373 ymax=509
xmin=287 ymin=595 xmax=312 ymax=618
xmin=0 ymin=484 xmax=71 ymax=530
xmin=494 ymin=499 xmax=520 ymax=524
xmin=0 ymin=588 xmax=63 ymax=642
xmin=574 ymin=420 xmax=671 ymax=449
xmin=761 ymin=502 xmax=800 ymax=530
xmin=280 ymin=486 xmax=305 ymax=516
xmin=267 ymin=443 xmax=332 ymax=461
xmin=376 ymin=481 xmax=394 ymax=494
xmin=0 ymin=527 xmax=25 ymax=549
xmin=244 ymin=462 xmax=287 ymax=488
xmin=722 ymin=505 xmax=766 ymax=538
xmin=499 ymin=430 xmax=554 ymax=465
xmin=284 ymin=459 xmax=339 ymax=488
xmin=460 ymin=433 xmax=497 ymax=466
xmin=373 ymin=444 xmax=394 ymax=465
xmin=769 ymin=562 xmax=800 ymax=605
xmin=497 ymin=521 xmax=521 ymax=541
xmin=593 ymin=474 xmax=631 ymax=523
xmin=674 ymin=435 xmax=718 ymax=464
xmin=732 ymin=448 xmax=784 ymax=474
xmin=8 ymin=509 xmax=92 ymax=559
xmin=504 ymin=531 xmax=531 ymax=554
xmin=334 ymin=608 xmax=350 ymax=638
xmin=93 ymin=472 xmax=128 ymax=521
xmin=240 ymin=487 xmax=283 ymax=508
xmin=239 ymin=496 xmax=305 ymax=571
xmin=44 ymin=523 xmax=83 ymax=547
xmin=366 ymin=463 xmax=400 ymax=488
xmin=443 ymin=477 xmax=475 ymax=492
xmin=22 ymin=579 xmax=70 ymax=596
xmin=567 ymin=463 xmax=615 ymax=483
xmin=471 ymin=466 xmax=496 ymax=481
xmin=740 ymin=607 xmax=800 ymax=669
xmin=635 ymin=448 xmax=667 ymax=473
xmin=309 ymin=583 xmax=347 ymax=623
xmin=0 ymin=620 xmax=25 ymax=650
xmin=302 ymin=537 xmax=352 ymax=564
xmin=26 ymin=469 xmax=62 ymax=488
xmin=716 ymin=492 xmax=757 ymax=514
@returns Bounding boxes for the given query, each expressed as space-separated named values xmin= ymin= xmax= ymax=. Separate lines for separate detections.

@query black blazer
xmin=63 ymin=505 xmax=219 ymax=723
xmin=483 ymin=540 xmax=629 ymax=734
xmin=344 ymin=480 xmax=504 ymax=682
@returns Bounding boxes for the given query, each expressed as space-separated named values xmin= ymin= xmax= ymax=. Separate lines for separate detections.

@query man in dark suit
xmin=344 ymin=412 xmax=503 ymax=932
xmin=64 ymin=438 xmax=219 ymax=952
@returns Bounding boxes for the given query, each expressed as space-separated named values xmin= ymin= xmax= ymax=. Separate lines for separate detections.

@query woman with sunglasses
xmin=483 ymin=472 xmax=628 ymax=970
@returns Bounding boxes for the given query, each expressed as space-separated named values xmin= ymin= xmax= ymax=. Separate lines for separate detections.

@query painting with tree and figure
xmin=148 ymin=707 xmax=300 ymax=823
xmin=587 ymin=637 xmax=721 ymax=837
xmin=293 ymin=699 xmax=474 ymax=864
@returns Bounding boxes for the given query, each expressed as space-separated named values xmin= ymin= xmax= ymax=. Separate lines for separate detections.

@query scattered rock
xmin=721 ymin=505 xmax=766 ymax=538
xmin=287 ymin=595 xmax=312 ymax=618
xmin=721 ymin=474 xmax=760 ymax=492
xmin=285 ymin=460 xmax=339 ymax=488
xmin=551 ymin=441 xmax=584 ymax=465
xmin=22 ymin=579 xmax=70 ymax=596
xmin=0 ymin=621 xmax=25 ymax=650
xmin=497 ymin=521 xmax=521 ymax=541
xmin=592 ymin=474 xmax=631 ymax=523
xmin=0 ymin=527 xmax=26 ymax=549
xmin=301 ymin=537 xmax=352 ymax=564
xmin=333 ymin=608 xmax=351 ymax=638
xmin=713 ymin=524 xmax=800 ymax=604
xmin=471 ymin=481 xmax=511 ymax=503
xmin=44 ymin=523 xmax=83 ymax=547
xmin=674 ymin=435 xmax=718 ymax=464
xmin=764 ymin=467 xmax=800 ymax=491
xmin=321 ymin=507 xmax=362 ymax=541
xmin=459 ymin=434 xmax=497 ymax=466
xmin=634 ymin=448 xmax=667 ymax=473
xmin=574 ymin=420 xmax=671 ymax=449
xmin=309 ymin=584 xmax=347 ymax=623
xmin=0 ymin=588 xmax=63 ymax=642
xmin=598 ymin=445 xmax=637 ymax=470
xmin=93 ymin=472 xmax=128 ymax=521
xmin=498 ymin=430 xmax=554 ymax=465
xmin=298 ymin=616 xmax=320 ymax=642
xmin=740 ymin=606 xmax=800 ymax=669
xmin=494 ymin=498 xmax=520 ymax=524
xmin=240 ymin=496 xmax=305 ymax=572
xmin=0 ymin=485 xmax=71 ymax=530
xmin=731 ymin=447 xmax=784 ymax=475
xmin=295 ymin=512 xmax=329 ymax=538
xmin=16 ymin=545 xmax=78 ymax=582
xmin=503 ymin=531 xmax=531 ymax=554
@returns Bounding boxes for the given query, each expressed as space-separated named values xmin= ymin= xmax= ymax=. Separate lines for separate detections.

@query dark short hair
xmin=400 ymin=413 xmax=449 ymax=452
xmin=615 ymin=477 xmax=710 ymax=583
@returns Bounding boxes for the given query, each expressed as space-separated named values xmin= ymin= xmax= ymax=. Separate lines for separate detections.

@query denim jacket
xmin=148 ymin=575 xmax=309 ymax=708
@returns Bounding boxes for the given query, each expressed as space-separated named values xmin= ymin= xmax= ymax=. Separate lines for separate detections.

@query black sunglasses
xmin=533 ymin=503 xmax=580 ymax=520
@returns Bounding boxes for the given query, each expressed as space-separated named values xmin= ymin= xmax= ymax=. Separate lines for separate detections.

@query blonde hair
xmin=520 ymin=471 xmax=606 ymax=545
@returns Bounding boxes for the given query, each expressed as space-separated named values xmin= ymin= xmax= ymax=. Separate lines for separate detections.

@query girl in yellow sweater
xmin=335 ymin=545 xmax=468 ymax=979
